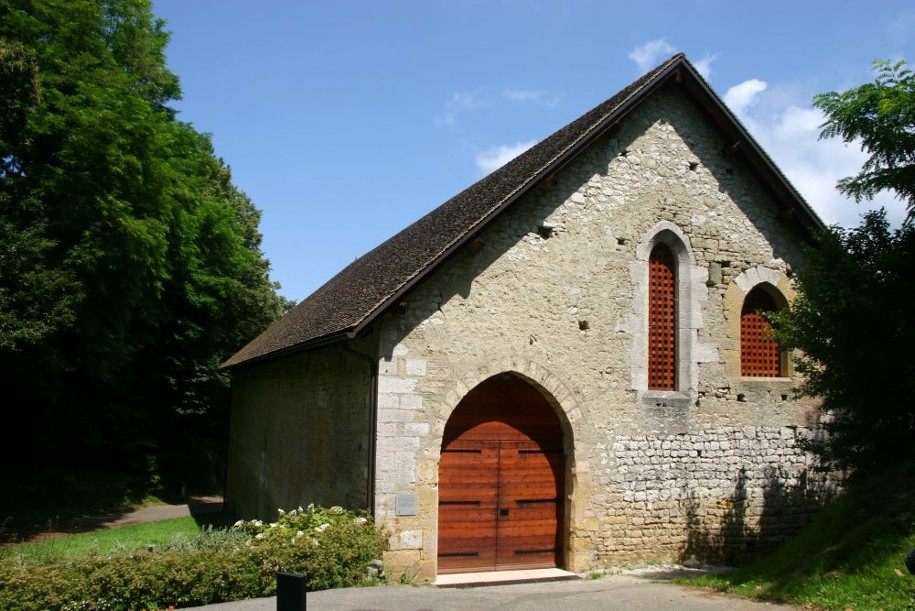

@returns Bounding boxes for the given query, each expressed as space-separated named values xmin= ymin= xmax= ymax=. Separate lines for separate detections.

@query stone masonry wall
xmin=370 ymin=83 xmax=831 ymax=580
xmin=226 ymin=339 xmax=374 ymax=521
xmin=600 ymin=426 xmax=827 ymax=565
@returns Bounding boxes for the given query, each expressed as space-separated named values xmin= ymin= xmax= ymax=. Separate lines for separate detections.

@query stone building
xmin=222 ymin=54 xmax=831 ymax=580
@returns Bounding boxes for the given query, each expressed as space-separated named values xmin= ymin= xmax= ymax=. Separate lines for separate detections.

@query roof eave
xmin=220 ymin=329 xmax=353 ymax=371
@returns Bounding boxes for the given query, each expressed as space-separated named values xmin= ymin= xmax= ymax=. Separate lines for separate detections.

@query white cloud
xmin=725 ymin=81 xmax=906 ymax=228
xmin=628 ymin=39 xmax=676 ymax=73
xmin=724 ymin=79 xmax=768 ymax=115
xmin=502 ymin=89 xmax=562 ymax=108
xmin=435 ymin=90 xmax=489 ymax=127
xmin=475 ymin=140 xmax=539 ymax=175
xmin=692 ymin=54 xmax=717 ymax=80
xmin=437 ymin=88 xmax=561 ymax=127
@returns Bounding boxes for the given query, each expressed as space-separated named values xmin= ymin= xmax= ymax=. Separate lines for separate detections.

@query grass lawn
xmin=3 ymin=517 xmax=202 ymax=562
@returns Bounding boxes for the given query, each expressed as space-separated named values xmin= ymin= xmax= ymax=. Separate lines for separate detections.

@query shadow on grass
xmin=677 ymin=469 xmax=915 ymax=610
xmin=0 ymin=464 xmax=230 ymax=544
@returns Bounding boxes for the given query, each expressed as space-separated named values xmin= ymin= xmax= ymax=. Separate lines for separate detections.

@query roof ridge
xmin=223 ymin=53 xmax=817 ymax=370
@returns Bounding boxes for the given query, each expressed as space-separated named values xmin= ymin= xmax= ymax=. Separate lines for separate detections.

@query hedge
xmin=0 ymin=505 xmax=386 ymax=610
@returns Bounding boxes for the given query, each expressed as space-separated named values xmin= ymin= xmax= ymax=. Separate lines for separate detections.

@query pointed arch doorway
xmin=437 ymin=373 xmax=566 ymax=574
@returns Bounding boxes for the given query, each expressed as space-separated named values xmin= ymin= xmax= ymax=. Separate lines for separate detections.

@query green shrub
xmin=233 ymin=505 xmax=386 ymax=593
xmin=0 ymin=506 xmax=386 ymax=610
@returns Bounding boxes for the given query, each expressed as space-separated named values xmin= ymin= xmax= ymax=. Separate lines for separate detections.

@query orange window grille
xmin=741 ymin=288 xmax=781 ymax=377
xmin=648 ymin=245 xmax=676 ymax=390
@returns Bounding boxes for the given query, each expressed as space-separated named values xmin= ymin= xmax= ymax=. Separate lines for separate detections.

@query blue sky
xmin=153 ymin=1 xmax=915 ymax=301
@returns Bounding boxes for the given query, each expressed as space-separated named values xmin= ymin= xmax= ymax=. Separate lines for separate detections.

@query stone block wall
xmin=595 ymin=426 xmax=828 ymax=565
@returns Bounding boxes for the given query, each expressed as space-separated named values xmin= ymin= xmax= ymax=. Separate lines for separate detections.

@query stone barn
xmin=222 ymin=54 xmax=831 ymax=581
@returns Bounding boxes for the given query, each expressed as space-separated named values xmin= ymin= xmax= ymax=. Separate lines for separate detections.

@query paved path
xmin=17 ymin=496 xmax=225 ymax=543
xmin=184 ymin=568 xmax=796 ymax=610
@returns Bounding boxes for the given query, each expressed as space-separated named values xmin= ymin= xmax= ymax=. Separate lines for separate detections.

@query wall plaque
xmin=395 ymin=493 xmax=417 ymax=516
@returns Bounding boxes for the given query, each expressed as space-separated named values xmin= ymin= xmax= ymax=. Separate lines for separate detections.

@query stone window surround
xmin=631 ymin=221 xmax=707 ymax=406
xmin=740 ymin=285 xmax=784 ymax=377
xmin=723 ymin=266 xmax=795 ymax=381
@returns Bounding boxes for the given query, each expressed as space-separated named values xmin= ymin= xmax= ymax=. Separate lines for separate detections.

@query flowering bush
xmin=233 ymin=505 xmax=386 ymax=592
xmin=234 ymin=504 xmax=361 ymax=545
xmin=0 ymin=506 xmax=386 ymax=610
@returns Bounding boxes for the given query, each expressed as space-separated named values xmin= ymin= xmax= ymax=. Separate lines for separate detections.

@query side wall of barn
xmin=225 ymin=338 xmax=375 ymax=521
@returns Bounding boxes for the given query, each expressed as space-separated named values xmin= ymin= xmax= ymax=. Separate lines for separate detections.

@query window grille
xmin=648 ymin=245 xmax=676 ymax=390
xmin=741 ymin=288 xmax=781 ymax=377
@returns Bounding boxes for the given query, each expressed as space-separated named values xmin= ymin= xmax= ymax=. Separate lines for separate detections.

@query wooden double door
xmin=437 ymin=375 xmax=565 ymax=573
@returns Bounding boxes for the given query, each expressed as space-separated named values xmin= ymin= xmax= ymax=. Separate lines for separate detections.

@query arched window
xmin=648 ymin=244 xmax=676 ymax=390
xmin=741 ymin=286 xmax=782 ymax=377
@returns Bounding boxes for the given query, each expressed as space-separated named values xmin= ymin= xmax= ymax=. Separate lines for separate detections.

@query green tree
xmin=1 ymin=38 xmax=81 ymax=354
xmin=814 ymin=59 xmax=915 ymax=219
xmin=774 ymin=60 xmax=915 ymax=475
xmin=774 ymin=212 xmax=914 ymax=474
xmin=0 ymin=0 xmax=289 ymax=495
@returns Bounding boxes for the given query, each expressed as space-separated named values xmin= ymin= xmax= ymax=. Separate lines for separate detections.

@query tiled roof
xmin=224 ymin=54 xmax=822 ymax=369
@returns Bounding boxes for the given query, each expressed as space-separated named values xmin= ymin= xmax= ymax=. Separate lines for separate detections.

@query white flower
xmin=329 ymin=506 xmax=344 ymax=514
xmin=315 ymin=523 xmax=330 ymax=533
xmin=354 ymin=517 xmax=367 ymax=525
xmin=255 ymin=533 xmax=265 ymax=540
xmin=233 ymin=520 xmax=245 ymax=527
xmin=277 ymin=508 xmax=286 ymax=516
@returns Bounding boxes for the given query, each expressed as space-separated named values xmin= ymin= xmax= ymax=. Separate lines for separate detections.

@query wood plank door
xmin=438 ymin=440 xmax=500 ymax=571
xmin=496 ymin=440 xmax=563 ymax=569
xmin=438 ymin=374 xmax=564 ymax=574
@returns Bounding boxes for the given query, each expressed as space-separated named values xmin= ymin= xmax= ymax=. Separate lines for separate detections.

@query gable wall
xmin=373 ymin=85 xmax=832 ymax=579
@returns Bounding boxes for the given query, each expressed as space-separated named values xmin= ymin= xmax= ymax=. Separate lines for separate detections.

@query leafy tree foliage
xmin=1 ymin=38 xmax=80 ymax=352
xmin=773 ymin=212 xmax=915 ymax=474
xmin=774 ymin=60 xmax=915 ymax=475
xmin=0 ymin=0 xmax=290 ymax=493
xmin=814 ymin=59 xmax=915 ymax=219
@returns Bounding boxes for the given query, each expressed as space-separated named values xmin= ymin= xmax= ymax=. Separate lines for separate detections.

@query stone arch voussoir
xmin=434 ymin=359 xmax=582 ymax=441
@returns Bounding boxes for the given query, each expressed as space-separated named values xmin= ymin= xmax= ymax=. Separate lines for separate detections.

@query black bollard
xmin=905 ymin=548 xmax=915 ymax=576
xmin=276 ymin=571 xmax=306 ymax=611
